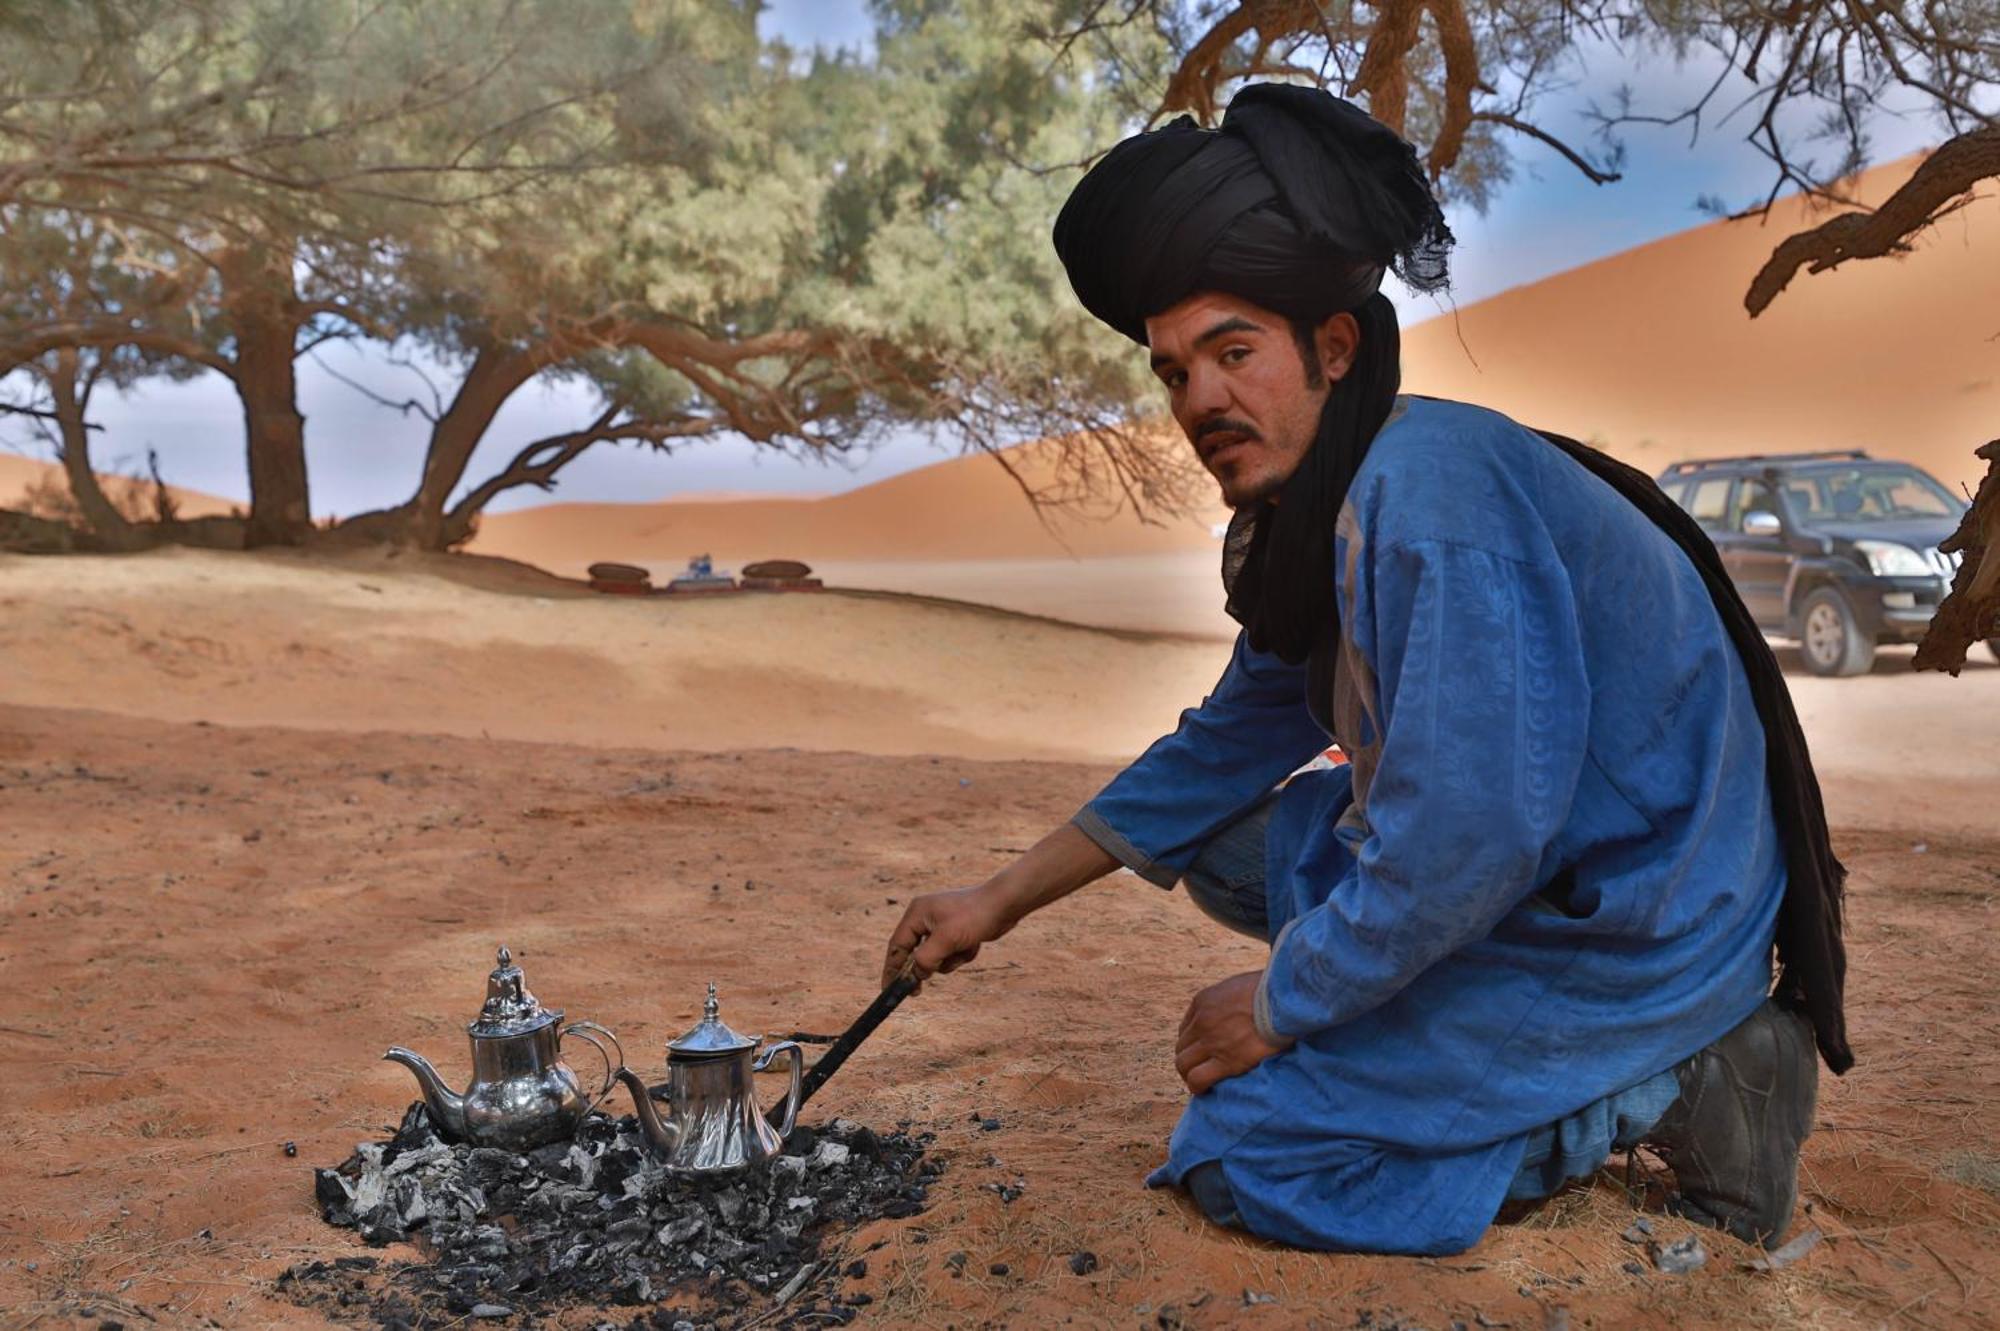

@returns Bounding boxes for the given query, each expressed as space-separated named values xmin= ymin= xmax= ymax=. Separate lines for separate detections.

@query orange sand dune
xmin=471 ymin=439 xmax=1226 ymax=578
xmin=0 ymin=452 xmax=239 ymax=519
xmin=1402 ymin=155 xmax=1998 ymax=495
xmin=474 ymin=153 xmax=1994 ymax=586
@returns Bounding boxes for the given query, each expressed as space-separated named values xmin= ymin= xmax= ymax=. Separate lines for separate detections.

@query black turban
xmin=1052 ymin=84 xmax=1855 ymax=1076
xmin=1052 ymin=83 xmax=1453 ymax=343
xmin=1052 ymin=84 xmax=1443 ymax=671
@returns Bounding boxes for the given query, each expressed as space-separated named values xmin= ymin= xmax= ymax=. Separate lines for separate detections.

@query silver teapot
xmin=385 ymin=946 xmax=622 ymax=1151
xmin=617 ymin=982 xmax=803 ymax=1174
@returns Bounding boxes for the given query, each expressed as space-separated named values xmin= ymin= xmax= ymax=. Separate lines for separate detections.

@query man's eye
xmin=1163 ymin=371 xmax=1186 ymax=390
xmin=1221 ymin=346 xmax=1251 ymax=365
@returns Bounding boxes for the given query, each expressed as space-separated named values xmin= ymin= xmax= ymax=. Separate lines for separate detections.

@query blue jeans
xmin=1177 ymin=793 xmax=1676 ymax=1228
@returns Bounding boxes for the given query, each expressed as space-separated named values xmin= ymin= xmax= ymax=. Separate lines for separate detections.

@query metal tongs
xmin=797 ymin=967 xmax=922 ymax=1107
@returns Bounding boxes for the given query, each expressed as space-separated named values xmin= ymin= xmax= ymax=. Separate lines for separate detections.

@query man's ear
xmin=1316 ymin=312 xmax=1361 ymax=383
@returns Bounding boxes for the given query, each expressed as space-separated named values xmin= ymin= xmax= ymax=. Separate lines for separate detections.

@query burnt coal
xmin=282 ymin=1103 xmax=935 ymax=1328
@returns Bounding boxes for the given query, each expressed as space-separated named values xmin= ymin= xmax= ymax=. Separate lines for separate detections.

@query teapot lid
xmin=467 ymin=945 xmax=562 ymax=1038
xmin=667 ymin=982 xmax=756 ymax=1057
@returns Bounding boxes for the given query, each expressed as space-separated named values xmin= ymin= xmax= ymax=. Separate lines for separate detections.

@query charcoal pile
xmin=281 ymin=1103 xmax=935 ymax=1328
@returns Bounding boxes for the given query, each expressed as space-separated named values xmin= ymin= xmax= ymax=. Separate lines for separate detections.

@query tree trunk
xmin=46 ymin=349 xmax=145 ymax=550
xmin=222 ymin=246 xmax=313 ymax=547
xmin=1914 ymin=439 xmax=2000 ymax=675
xmin=402 ymin=344 xmax=551 ymax=549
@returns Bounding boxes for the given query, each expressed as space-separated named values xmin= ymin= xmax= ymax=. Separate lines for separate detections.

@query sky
xmin=4 ymin=0 xmax=1953 ymax=517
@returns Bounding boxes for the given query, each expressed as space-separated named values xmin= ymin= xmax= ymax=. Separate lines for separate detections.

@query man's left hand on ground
xmin=1175 ymin=970 xmax=1292 ymax=1094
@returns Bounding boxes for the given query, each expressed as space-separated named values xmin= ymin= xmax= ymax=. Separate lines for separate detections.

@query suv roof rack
xmin=1660 ymin=449 xmax=1871 ymax=477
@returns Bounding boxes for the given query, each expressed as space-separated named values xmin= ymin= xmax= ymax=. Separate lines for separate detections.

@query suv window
xmin=1788 ymin=464 xmax=1962 ymax=522
xmin=1683 ymin=477 xmax=1732 ymax=530
xmin=1728 ymin=479 xmax=1780 ymax=531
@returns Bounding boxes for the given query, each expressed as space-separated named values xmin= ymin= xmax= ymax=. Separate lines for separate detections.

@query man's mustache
xmin=1194 ymin=417 xmax=1262 ymax=453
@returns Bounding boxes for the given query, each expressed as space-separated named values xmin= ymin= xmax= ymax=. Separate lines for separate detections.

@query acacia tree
xmin=3 ymin=0 xmax=1192 ymax=551
xmin=327 ymin=0 xmax=1199 ymax=550
xmin=1040 ymin=0 xmax=1997 ymax=313
xmin=1 ymin=347 xmax=165 ymax=547
xmin=0 ymin=211 xmax=208 ymax=546
xmin=0 ymin=0 xmax=740 ymax=545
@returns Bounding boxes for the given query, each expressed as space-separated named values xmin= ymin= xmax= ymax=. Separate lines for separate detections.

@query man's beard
xmin=1197 ymin=416 xmax=1282 ymax=509
xmin=1219 ymin=465 xmax=1288 ymax=509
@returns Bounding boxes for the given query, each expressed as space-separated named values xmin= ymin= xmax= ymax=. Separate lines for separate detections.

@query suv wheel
xmin=1799 ymin=587 xmax=1874 ymax=677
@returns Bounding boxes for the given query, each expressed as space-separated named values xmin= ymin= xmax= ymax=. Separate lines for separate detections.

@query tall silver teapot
xmin=385 ymin=946 xmax=621 ymax=1151
xmin=617 ymin=982 xmax=803 ymax=1174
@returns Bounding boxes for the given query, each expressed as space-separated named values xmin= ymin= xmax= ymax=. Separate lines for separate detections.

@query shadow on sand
xmin=1769 ymin=640 xmax=2000 ymax=678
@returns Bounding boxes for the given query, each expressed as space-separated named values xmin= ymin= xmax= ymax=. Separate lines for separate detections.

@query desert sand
xmin=2 ymin=546 xmax=1998 ymax=1330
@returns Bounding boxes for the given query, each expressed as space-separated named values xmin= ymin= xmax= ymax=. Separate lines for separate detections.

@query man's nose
xmin=1184 ymin=363 xmax=1232 ymax=417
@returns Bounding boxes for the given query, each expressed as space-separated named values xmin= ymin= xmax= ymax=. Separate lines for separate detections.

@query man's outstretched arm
xmin=881 ymin=630 xmax=1324 ymax=988
xmin=881 ymin=822 xmax=1118 ymax=988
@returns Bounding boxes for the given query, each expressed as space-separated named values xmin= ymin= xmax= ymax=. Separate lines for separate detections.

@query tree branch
xmin=1347 ymin=0 xmax=1425 ymax=135
xmin=439 ymin=407 xmax=717 ymax=540
xmin=1422 ymin=0 xmax=1479 ymax=180
xmin=309 ymin=349 xmax=440 ymax=423
xmin=1158 ymin=1 xmax=1263 ymax=123
xmin=1745 ymin=125 xmax=2000 ymax=315
xmin=0 ymin=402 xmax=102 ymax=431
xmin=0 ymin=321 xmax=234 ymax=379
xmin=296 ymin=299 xmax=395 ymax=341
xmin=1473 ymin=111 xmax=1623 ymax=184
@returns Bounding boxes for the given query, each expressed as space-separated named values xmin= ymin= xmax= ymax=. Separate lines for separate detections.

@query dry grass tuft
xmin=1938 ymin=1150 xmax=2000 ymax=1199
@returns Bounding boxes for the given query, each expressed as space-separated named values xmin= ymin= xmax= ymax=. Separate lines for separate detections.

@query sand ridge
xmin=1397 ymin=156 xmax=2000 ymax=492
xmin=4 ymin=547 xmax=1997 ymax=809
xmin=0 ymin=546 xmax=1239 ymax=764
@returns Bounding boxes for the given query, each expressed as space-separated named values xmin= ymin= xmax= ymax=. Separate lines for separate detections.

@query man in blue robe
xmin=881 ymin=84 xmax=1847 ymax=1257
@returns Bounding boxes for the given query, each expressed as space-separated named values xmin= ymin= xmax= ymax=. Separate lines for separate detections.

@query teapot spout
xmin=384 ymin=1046 xmax=467 ymax=1139
xmin=617 ymin=1067 xmax=680 ymax=1157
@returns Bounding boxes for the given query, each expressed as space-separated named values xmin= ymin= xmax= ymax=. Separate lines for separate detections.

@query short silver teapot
xmin=385 ymin=946 xmax=622 ymax=1151
xmin=616 ymin=982 xmax=803 ymax=1174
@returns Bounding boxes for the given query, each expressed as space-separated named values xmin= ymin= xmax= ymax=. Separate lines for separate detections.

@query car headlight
xmin=1853 ymin=539 xmax=1931 ymax=577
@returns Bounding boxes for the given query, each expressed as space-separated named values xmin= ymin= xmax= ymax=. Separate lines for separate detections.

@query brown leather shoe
xmin=1642 ymin=1000 xmax=1818 ymax=1248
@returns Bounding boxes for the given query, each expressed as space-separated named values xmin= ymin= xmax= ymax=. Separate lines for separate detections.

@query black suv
xmin=1657 ymin=450 xmax=1994 ymax=677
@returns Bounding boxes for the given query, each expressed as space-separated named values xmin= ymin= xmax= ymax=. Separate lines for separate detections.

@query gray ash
xmin=280 ymin=1103 xmax=935 ymax=1328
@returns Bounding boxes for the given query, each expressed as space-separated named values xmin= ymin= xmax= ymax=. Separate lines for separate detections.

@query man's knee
xmin=1181 ymin=865 xmax=1269 ymax=938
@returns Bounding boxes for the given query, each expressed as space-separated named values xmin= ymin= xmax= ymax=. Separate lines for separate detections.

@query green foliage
xmin=782 ymin=4 xmax=1163 ymax=411
xmin=1 ymin=0 xmax=1211 ymax=540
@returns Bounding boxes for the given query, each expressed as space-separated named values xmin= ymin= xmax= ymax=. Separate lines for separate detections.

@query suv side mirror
xmin=1742 ymin=510 xmax=1782 ymax=537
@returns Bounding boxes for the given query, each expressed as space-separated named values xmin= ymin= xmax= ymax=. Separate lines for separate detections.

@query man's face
xmin=1144 ymin=292 xmax=1345 ymax=509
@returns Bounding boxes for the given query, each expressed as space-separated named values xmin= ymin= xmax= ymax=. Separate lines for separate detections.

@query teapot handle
xmin=753 ymin=1040 xmax=804 ymax=1140
xmin=560 ymin=1020 xmax=625 ymax=1118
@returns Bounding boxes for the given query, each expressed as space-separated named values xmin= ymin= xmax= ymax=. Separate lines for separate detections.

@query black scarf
xmin=1529 ymin=424 xmax=1853 ymax=1072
